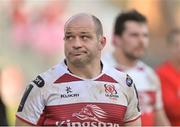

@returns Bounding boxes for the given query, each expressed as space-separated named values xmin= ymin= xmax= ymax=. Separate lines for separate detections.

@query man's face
xmin=64 ymin=16 xmax=103 ymax=67
xmin=119 ymin=21 xmax=149 ymax=60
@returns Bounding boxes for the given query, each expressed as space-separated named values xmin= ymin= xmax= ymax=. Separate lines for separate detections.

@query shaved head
xmin=64 ymin=13 xmax=103 ymax=37
xmin=63 ymin=13 xmax=106 ymax=69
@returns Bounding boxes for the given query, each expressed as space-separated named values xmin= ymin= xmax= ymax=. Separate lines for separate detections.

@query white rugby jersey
xmin=102 ymin=53 xmax=163 ymax=125
xmin=16 ymin=60 xmax=141 ymax=126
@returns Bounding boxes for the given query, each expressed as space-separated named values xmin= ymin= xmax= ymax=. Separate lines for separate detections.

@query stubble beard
xmin=125 ymin=51 xmax=142 ymax=61
xmin=124 ymin=47 xmax=146 ymax=62
xmin=67 ymin=54 xmax=94 ymax=68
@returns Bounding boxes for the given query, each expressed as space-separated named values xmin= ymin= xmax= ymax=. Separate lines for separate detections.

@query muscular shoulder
xmin=104 ymin=63 xmax=134 ymax=89
xmin=31 ymin=62 xmax=67 ymax=88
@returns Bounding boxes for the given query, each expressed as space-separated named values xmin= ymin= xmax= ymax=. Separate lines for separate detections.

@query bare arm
xmin=124 ymin=117 xmax=141 ymax=126
xmin=15 ymin=117 xmax=33 ymax=126
xmin=155 ymin=109 xmax=170 ymax=126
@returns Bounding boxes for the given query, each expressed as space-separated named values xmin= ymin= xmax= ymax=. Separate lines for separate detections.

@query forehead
xmin=64 ymin=16 xmax=96 ymax=34
xmin=124 ymin=21 xmax=148 ymax=32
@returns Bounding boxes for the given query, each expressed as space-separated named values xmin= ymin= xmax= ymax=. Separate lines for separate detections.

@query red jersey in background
xmin=156 ymin=61 xmax=180 ymax=126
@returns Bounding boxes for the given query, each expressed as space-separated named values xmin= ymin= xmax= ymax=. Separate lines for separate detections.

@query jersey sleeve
xmin=124 ymin=75 xmax=141 ymax=123
xmin=16 ymin=75 xmax=46 ymax=125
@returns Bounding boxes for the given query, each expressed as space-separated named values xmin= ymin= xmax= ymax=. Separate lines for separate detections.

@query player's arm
xmin=15 ymin=117 xmax=32 ymax=126
xmin=123 ymin=74 xmax=141 ymax=126
xmin=15 ymin=75 xmax=46 ymax=126
xmin=124 ymin=117 xmax=141 ymax=126
xmin=153 ymin=73 xmax=170 ymax=126
xmin=155 ymin=108 xmax=170 ymax=125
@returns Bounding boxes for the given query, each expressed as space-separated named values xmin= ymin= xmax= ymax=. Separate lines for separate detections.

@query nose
xmin=139 ymin=35 xmax=149 ymax=47
xmin=73 ymin=37 xmax=82 ymax=49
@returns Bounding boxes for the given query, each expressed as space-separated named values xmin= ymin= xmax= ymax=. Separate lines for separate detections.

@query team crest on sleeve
xmin=126 ymin=74 xmax=133 ymax=87
xmin=33 ymin=75 xmax=45 ymax=87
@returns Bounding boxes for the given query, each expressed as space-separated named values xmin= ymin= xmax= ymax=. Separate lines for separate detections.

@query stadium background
xmin=0 ymin=0 xmax=180 ymax=125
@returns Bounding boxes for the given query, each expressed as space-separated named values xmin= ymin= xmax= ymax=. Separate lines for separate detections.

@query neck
xmin=66 ymin=60 xmax=102 ymax=79
xmin=113 ymin=49 xmax=138 ymax=70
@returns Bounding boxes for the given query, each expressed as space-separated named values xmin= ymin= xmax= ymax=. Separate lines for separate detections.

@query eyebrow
xmin=65 ymin=32 xmax=72 ymax=35
xmin=65 ymin=32 xmax=92 ymax=35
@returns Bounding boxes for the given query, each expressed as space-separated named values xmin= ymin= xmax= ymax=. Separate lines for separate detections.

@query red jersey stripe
xmin=95 ymin=74 xmax=118 ymax=83
xmin=54 ymin=73 xmax=82 ymax=83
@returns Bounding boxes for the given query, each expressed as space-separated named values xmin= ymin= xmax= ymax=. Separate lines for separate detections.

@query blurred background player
xmin=156 ymin=28 xmax=180 ymax=126
xmin=103 ymin=10 xmax=170 ymax=126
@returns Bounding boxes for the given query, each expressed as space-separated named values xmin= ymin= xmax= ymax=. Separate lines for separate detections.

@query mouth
xmin=71 ymin=51 xmax=87 ymax=56
xmin=74 ymin=53 xmax=83 ymax=56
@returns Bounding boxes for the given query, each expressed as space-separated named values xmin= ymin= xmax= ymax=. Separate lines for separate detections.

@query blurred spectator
xmin=156 ymin=28 xmax=180 ymax=126
xmin=9 ymin=0 xmax=68 ymax=58
xmin=30 ymin=0 xmax=67 ymax=57
xmin=9 ymin=0 xmax=30 ymax=48
xmin=1 ymin=66 xmax=25 ymax=125
xmin=0 ymin=69 xmax=8 ymax=126
xmin=103 ymin=10 xmax=170 ymax=126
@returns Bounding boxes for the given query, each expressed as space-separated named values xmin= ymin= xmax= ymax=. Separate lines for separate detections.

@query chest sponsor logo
xmin=60 ymin=86 xmax=79 ymax=98
xmin=56 ymin=104 xmax=120 ymax=127
xmin=104 ymin=84 xmax=119 ymax=98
